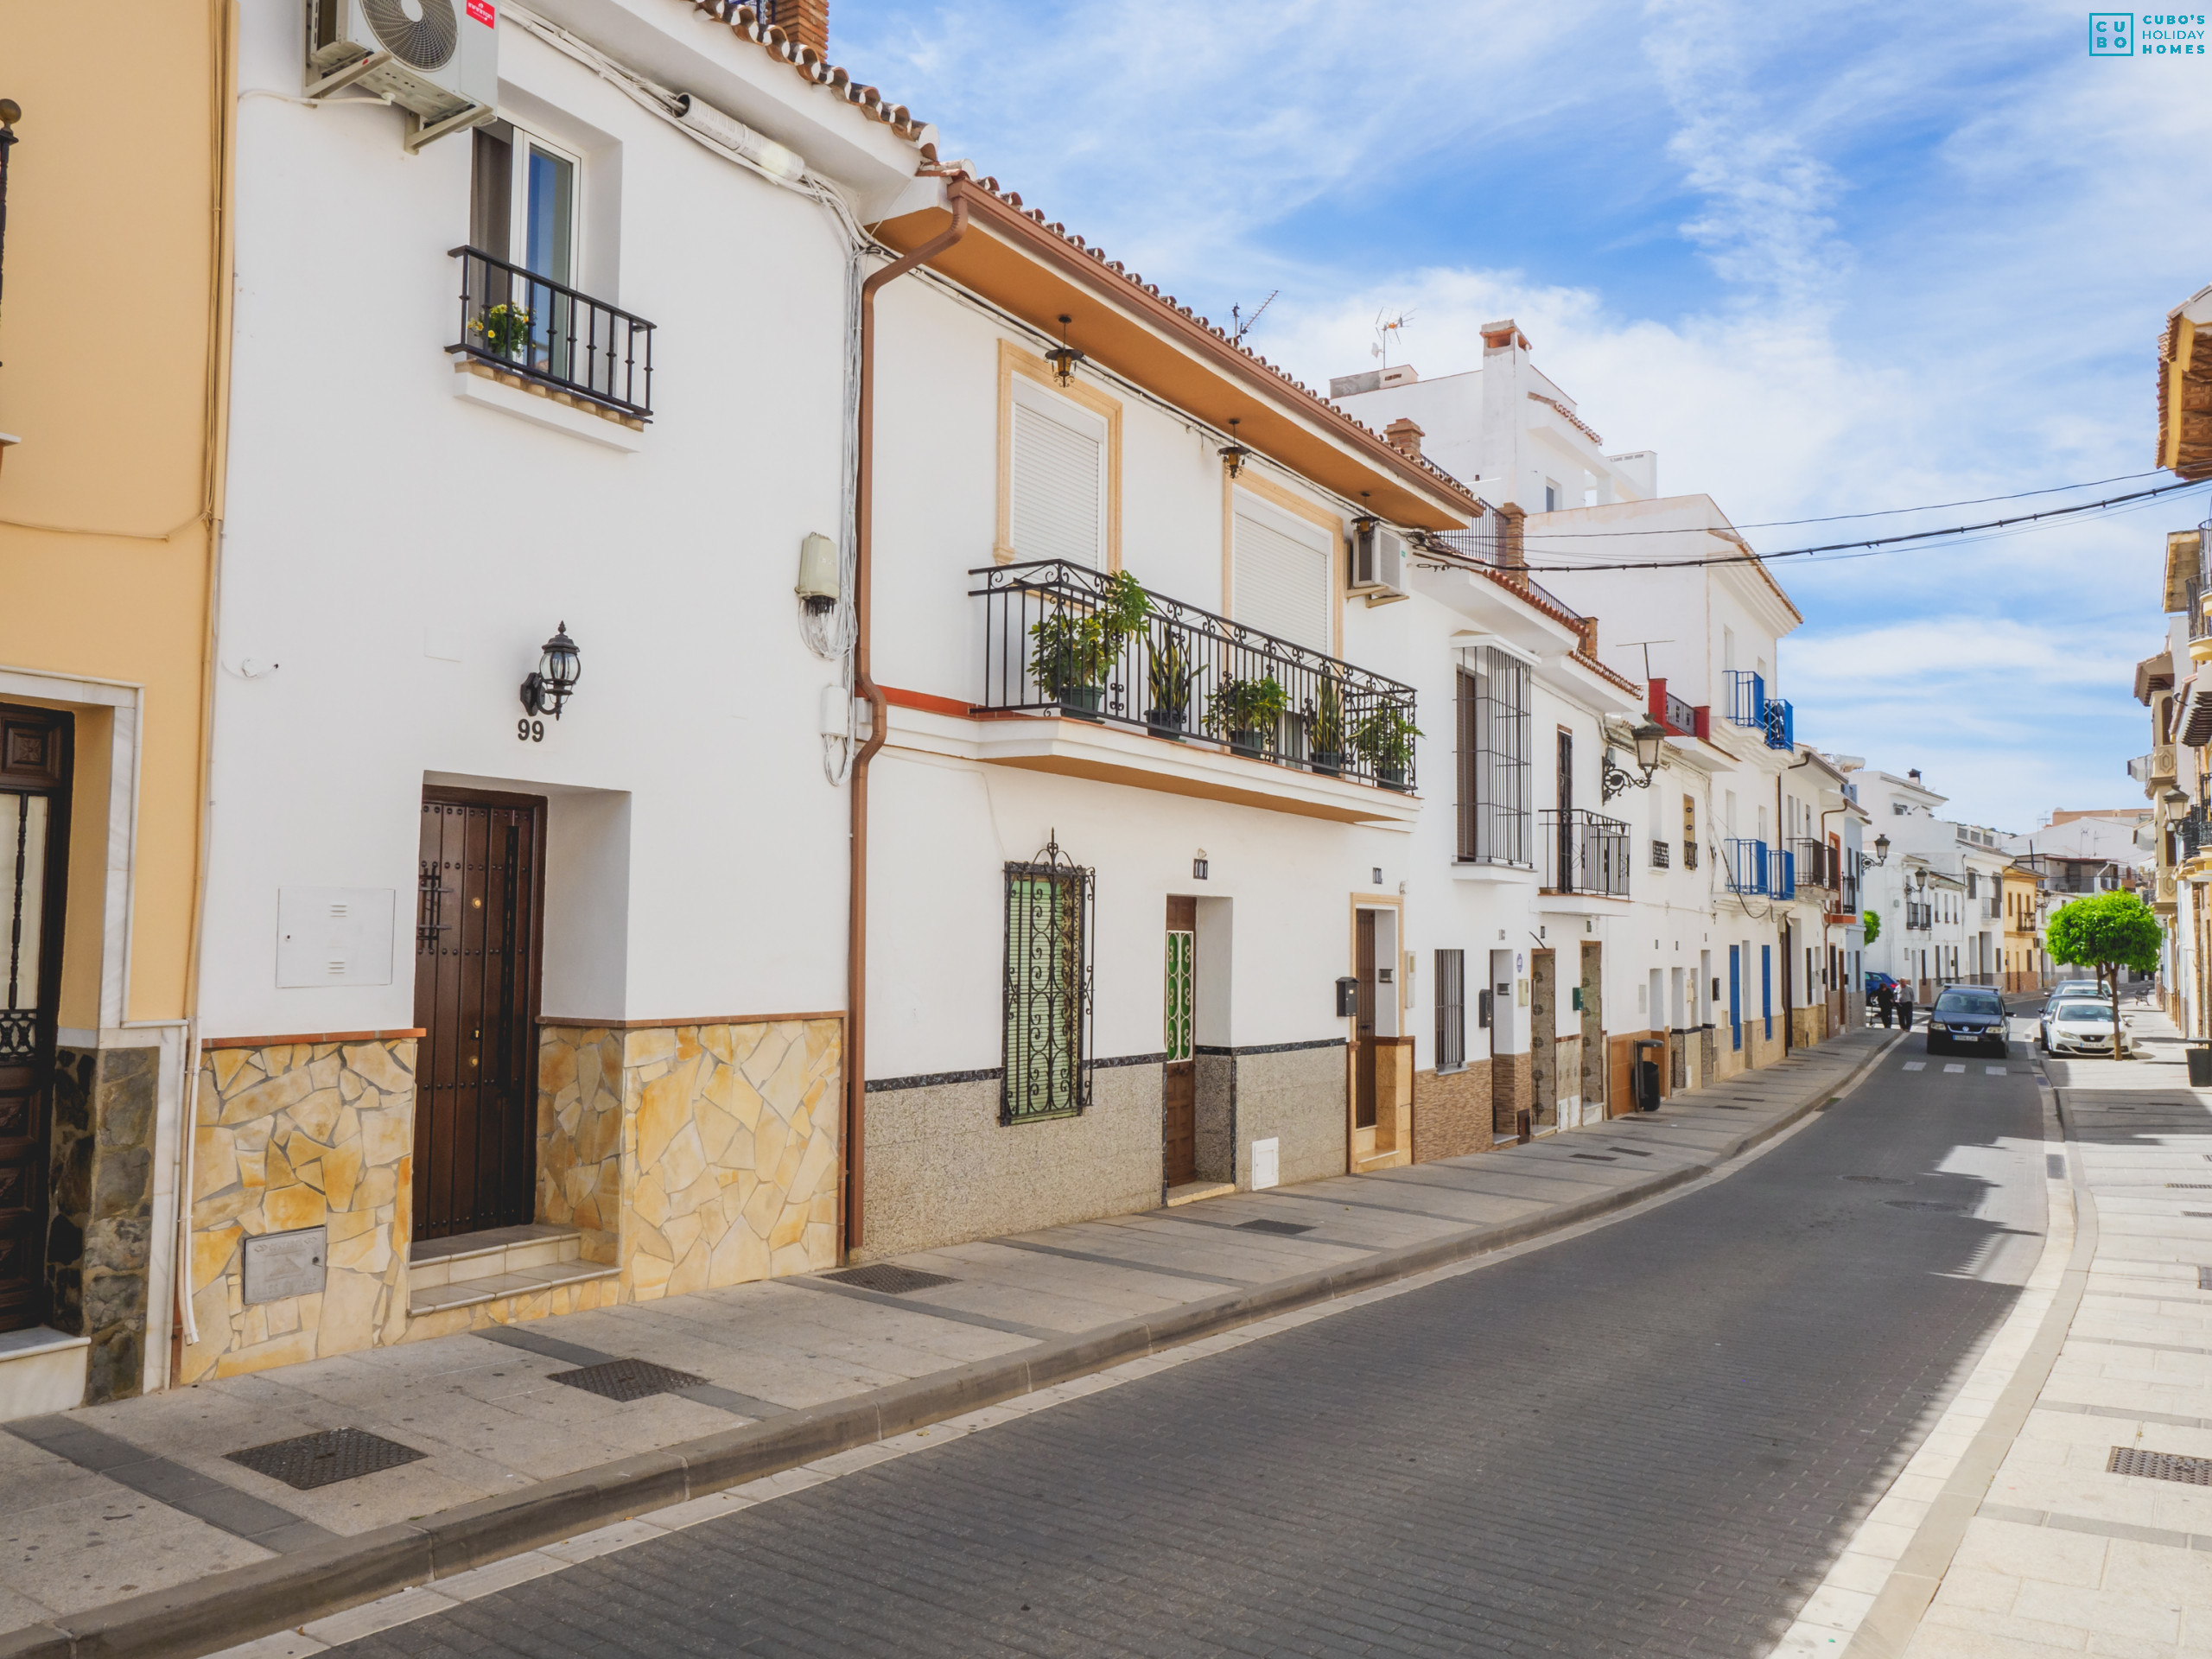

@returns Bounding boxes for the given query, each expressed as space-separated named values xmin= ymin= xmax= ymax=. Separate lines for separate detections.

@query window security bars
xmin=1164 ymin=928 xmax=1193 ymax=1065
xmin=1838 ymin=868 xmax=1859 ymax=913
xmin=1434 ymin=949 xmax=1465 ymax=1071
xmin=1650 ymin=838 xmax=1670 ymax=868
xmin=2 ymin=791 xmax=48 ymax=1061
xmin=1905 ymin=900 xmax=1933 ymax=931
xmin=1683 ymin=839 xmax=1700 ymax=870
xmin=1541 ymin=808 xmax=1630 ymax=896
xmin=1002 ymin=836 xmax=1093 ymax=1123
xmin=1726 ymin=837 xmax=1770 ymax=896
xmin=970 ymin=560 xmax=1419 ymax=791
xmin=1456 ymin=651 xmax=1531 ymax=866
xmin=1793 ymin=838 xmax=1837 ymax=891
xmin=448 ymin=246 xmax=655 ymax=421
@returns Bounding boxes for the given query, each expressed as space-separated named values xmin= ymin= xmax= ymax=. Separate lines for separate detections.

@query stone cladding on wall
xmin=1412 ymin=1060 xmax=1489 ymax=1163
xmin=48 ymin=1045 xmax=159 ymax=1403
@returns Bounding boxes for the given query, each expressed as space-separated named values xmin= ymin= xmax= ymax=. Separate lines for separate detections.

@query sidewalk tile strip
xmin=6 ymin=1416 xmax=335 ymax=1553
xmin=785 ymin=1274 xmax=1063 ymax=1339
xmin=991 ymin=1237 xmax=1255 ymax=1287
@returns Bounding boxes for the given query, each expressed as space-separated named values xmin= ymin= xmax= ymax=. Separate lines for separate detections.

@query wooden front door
xmin=1354 ymin=909 xmax=1378 ymax=1130
xmin=0 ymin=707 xmax=69 ymax=1334
xmin=1163 ymin=896 xmax=1196 ymax=1187
xmin=414 ymin=791 xmax=544 ymax=1243
xmin=1779 ymin=924 xmax=1794 ymax=1053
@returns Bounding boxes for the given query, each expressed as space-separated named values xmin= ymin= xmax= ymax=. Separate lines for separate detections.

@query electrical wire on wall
xmin=503 ymin=2 xmax=880 ymax=783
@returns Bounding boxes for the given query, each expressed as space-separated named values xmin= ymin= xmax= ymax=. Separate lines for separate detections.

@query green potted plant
xmin=1206 ymin=674 xmax=1287 ymax=758
xmin=1144 ymin=633 xmax=1202 ymax=736
xmin=1307 ymin=677 xmax=1346 ymax=774
xmin=469 ymin=301 xmax=535 ymax=361
xmin=1027 ymin=571 xmax=1149 ymax=718
xmin=1351 ymin=703 xmax=1421 ymax=790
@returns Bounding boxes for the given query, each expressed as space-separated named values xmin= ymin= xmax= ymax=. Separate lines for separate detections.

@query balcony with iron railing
xmin=1834 ymin=869 xmax=1859 ymax=916
xmin=1722 ymin=671 xmax=1795 ymax=752
xmin=1647 ymin=677 xmax=1708 ymax=741
xmin=448 ymin=246 xmax=655 ymax=422
xmin=1792 ymin=838 xmax=1838 ymax=893
xmin=1905 ymin=900 xmax=1933 ymax=931
xmin=968 ymin=559 xmax=1420 ymax=800
xmin=1723 ymin=838 xmax=1793 ymax=898
xmin=1541 ymin=809 xmax=1630 ymax=897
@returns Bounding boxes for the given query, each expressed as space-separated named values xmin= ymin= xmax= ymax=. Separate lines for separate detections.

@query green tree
xmin=2045 ymin=891 xmax=2163 ymax=1057
xmin=1862 ymin=906 xmax=1882 ymax=947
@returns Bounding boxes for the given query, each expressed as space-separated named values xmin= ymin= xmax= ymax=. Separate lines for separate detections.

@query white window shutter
xmin=1011 ymin=397 xmax=1103 ymax=567
xmin=1233 ymin=505 xmax=1331 ymax=653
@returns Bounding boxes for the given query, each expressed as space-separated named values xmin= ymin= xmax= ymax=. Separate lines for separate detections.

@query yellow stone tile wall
xmin=184 ymin=1040 xmax=416 ymax=1382
xmin=538 ymin=1020 xmax=842 ymax=1302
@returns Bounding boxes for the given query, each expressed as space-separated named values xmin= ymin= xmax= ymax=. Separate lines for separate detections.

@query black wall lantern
xmin=1218 ymin=417 xmax=1251 ymax=480
xmin=1872 ymin=833 xmax=1891 ymax=866
xmin=1046 ymin=314 xmax=1085 ymax=387
xmin=520 ymin=622 xmax=582 ymax=719
xmin=1335 ymin=976 xmax=1359 ymax=1018
xmin=1600 ymin=718 xmax=1667 ymax=800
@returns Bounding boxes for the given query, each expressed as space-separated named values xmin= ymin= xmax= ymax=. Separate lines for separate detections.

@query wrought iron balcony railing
xmin=1722 ymin=838 xmax=1792 ymax=897
xmin=1647 ymin=677 xmax=1707 ymax=740
xmin=969 ymin=559 xmax=1419 ymax=791
xmin=1836 ymin=869 xmax=1859 ymax=914
xmin=1793 ymin=838 xmax=1838 ymax=891
xmin=448 ymin=245 xmax=655 ymax=420
xmin=1540 ymin=809 xmax=1630 ymax=896
xmin=1722 ymin=670 xmax=1794 ymax=750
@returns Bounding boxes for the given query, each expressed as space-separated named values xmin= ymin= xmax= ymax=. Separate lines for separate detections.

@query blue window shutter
xmin=1729 ymin=946 xmax=1741 ymax=1052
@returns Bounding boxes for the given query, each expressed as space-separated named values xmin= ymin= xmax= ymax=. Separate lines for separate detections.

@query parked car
xmin=2039 ymin=997 xmax=2133 ymax=1057
xmin=2050 ymin=978 xmax=2100 ymax=1001
xmin=1927 ymin=986 xmax=2007 ymax=1055
xmin=1865 ymin=970 xmax=1897 ymax=996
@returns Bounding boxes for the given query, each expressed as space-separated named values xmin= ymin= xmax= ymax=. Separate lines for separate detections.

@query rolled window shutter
xmin=1012 ymin=400 xmax=1103 ymax=567
xmin=1233 ymin=510 xmax=1330 ymax=652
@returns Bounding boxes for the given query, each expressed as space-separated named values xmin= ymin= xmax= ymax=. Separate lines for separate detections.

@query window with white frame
xmin=1230 ymin=492 xmax=1332 ymax=654
xmin=472 ymin=120 xmax=580 ymax=285
xmin=1455 ymin=645 xmax=1531 ymax=866
xmin=1009 ymin=377 xmax=1107 ymax=568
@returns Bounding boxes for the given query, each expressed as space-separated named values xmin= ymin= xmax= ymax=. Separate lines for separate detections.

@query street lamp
xmin=1872 ymin=833 xmax=1890 ymax=866
xmin=1046 ymin=315 xmax=1085 ymax=387
xmin=519 ymin=622 xmax=582 ymax=720
xmin=1601 ymin=718 xmax=1668 ymax=799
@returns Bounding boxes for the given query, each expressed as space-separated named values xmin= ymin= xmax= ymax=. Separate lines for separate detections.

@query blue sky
xmin=838 ymin=0 xmax=2212 ymax=832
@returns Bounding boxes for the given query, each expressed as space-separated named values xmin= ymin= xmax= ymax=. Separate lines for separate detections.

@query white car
xmin=2039 ymin=996 xmax=2133 ymax=1057
xmin=2050 ymin=979 xmax=2100 ymax=1001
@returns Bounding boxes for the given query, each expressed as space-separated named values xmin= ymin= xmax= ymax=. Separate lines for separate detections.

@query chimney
xmin=1383 ymin=417 xmax=1424 ymax=463
xmin=1576 ymin=616 xmax=1599 ymax=658
xmin=773 ymin=0 xmax=830 ymax=54
xmin=1497 ymin=503 xmax=1528 ymax=591
xmin=1479 ymin=319 xmax=1531 ymax=353
xmin=1908 ymin=768 xmax=1922 ymax=783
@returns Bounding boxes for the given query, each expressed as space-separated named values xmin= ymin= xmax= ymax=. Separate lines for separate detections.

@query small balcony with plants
xmin=963 ymin=560 xmax=1421 ymax=824
xmin=447 ymin=246 xmax=655 ymax=429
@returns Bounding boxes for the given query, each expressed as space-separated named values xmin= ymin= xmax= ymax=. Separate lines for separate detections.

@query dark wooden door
xmin=1555 ymin=728 xmax=1574 ymax=881
xmin=0 ymin=707 xmax=69 ymax=1334
xmin=1162 ymin=896 xmax=1196 ymax=1187
xmin=414 ymin=791 xmax=543 ymax=1243
xmin=1778 ymin=924 xmax=1794 ymax=1053
xmin=1354 ymin=910 xmax=1378 ymax=1130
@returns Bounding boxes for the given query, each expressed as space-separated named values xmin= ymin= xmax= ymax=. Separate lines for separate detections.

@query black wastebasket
xmin=2190 ymin=1046 xmax=2212 ymax=1088
xmin=1634 ymin=1039 xmax=1665 ymax=1112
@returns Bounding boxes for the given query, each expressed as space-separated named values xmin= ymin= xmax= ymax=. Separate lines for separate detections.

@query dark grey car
xmin=1927 ymin=987 xmax=2006 ymax=1056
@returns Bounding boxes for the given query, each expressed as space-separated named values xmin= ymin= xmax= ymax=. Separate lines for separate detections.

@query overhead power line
xmin=1516 ymin=469 xmax=2174 ymax=541
xmin=1511 ymin=477 xmax=2210 ymax=574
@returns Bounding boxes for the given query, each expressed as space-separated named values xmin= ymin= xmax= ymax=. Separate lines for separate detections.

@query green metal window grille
xmin=1164 ymin=930 xmax=1193 ymax=1063
xmin=1002 ymin=836 xmax=1093 ymax=1123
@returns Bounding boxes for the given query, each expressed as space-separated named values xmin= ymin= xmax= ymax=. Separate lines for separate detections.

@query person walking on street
xmin=1897 ymin=984 xmax=1916 ymax=1032
xmin=1876 ymin=981 xmax=1895 ymax=1028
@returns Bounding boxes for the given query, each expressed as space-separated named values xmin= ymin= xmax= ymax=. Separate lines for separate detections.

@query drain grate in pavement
xmin=2200 ymin=1266 xmax=2212 ymax=1291
xmin=1884 ymin=1199 xmax=1966 ymax=1213
xmin=1842 ymin=1175 xmax=1910 ymax=1185
xmin=549 ymin=1359 xmax=711 ymax=1402
xmin=2185 ymin=1212 xmax=2212 ymax=1219
xmin=1571 ymin=1154 xmax=1618 ymax=1162
xmin=227 ymin=1427 xmax=425 ymax=1491
xmin=1236 ymin=1218 xmax=1313 ymax=1236
xmin=1607 ymin=1147 xmax=1652 ymax=1157
xmin=2168 ymin=1184 xmax=2212 ymax=1190
xmin=2109 ymin=1446 xmax=2212 ymax=1485
xmin=2048 ymin=1154 xmax=2066 ymax=1179
xmin=823 ymin=1263 xmax=959 ymax=1294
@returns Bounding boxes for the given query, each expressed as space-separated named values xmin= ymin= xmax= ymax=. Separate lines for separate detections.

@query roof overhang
xmin=875 ymin=179 xmax=1482 ymax=531
xmin=2165 ymin=531 xmax=2202 ymax=614
xmin=2137 ymin=648 xmax=2177 ymax=705
xmin=2159 ymin=286 xmax=2212 ymax=481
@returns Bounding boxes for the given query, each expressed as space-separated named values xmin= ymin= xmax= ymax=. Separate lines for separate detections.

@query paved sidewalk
xmin=0 ymin=1028 xmax=1891 ymax=1659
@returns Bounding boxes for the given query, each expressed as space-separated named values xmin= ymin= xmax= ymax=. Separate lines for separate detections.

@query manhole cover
xmin=226 ymin=1427 xmax=425 ymax=1491
xmin=549 ymin=1359 xmax=710 ymax=1402
xmin=1884 ymin=1199 xmax=1965 ymax=1213
xmin=1236 ymin=1218 xmax=1313 ymax=1236
xmin=823 ymin=1264 xmax=957 ymax=1294
xmin=2109 ymin=1446 xmax=2212 ymax=1485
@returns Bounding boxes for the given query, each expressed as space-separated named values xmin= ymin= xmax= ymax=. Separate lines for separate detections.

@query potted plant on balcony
xmin=1144 ymin=632 xmax=1202 ymax=737
xmin=1351 ymin=703 xmax=1421 ymax=791
xmin=1206 ymin=674 xmax=1287 ymax=758
xmin=1027 ymin=571 xmax=1150 ymax=718
xmin=469 ymin=301 xmax=535 ymax=362
xmin=1307 ymin=677 xmax=1346 ymax=774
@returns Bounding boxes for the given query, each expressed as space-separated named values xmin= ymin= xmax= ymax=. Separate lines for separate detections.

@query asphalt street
xmin=330 ymin=1032 xmax=2049 ymax=1659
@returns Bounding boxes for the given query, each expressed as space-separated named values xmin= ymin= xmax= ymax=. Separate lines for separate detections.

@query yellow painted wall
xmin=0 ymin=4 xmax=228 ymax=1024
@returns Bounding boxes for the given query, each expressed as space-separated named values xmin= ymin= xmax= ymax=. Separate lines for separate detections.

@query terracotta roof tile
xmin=681 ymin=1 xmax=930 ymax=141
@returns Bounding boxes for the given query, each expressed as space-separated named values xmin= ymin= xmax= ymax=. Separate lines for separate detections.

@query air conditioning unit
xmin=306 ymin=0 xmax=498 ymax=151
xmin=1350 ymin=521 xmax=1408 ymax=606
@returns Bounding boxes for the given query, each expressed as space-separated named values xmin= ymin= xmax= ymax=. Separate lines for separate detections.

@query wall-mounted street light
xmin=520 ymin=622 xmax=582 ymax=720
xmin=1600 ymin=718 xmax=1667 ymax=800
xmin=1046 ymin=315 xmax=1085 ymax=387
xmin=1872 ymin=833 xmax=1891 ymax=866
xmin=1218 ymin=417 xmax=1251 ymax=480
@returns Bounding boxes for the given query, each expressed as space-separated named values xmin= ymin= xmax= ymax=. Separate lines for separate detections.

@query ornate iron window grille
xmin=2 ymin=791 xmax=44 ymax=1061
xmin=969 ymin=560 xmax=1418 ymax=792
xmin=1455 ymin=648 xmax=1531 ymax=866
xmin=447 ymin=245 xmax=655 ymax=421
xmin=1540 ymin=808 xmax=1631 ymax=896
xmin=1001 ymin=835 xmax=1094 ymax=1124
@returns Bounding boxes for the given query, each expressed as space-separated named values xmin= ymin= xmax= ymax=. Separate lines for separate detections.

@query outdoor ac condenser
xmin=1351 ymin=522 xmax=1408 ymax=605
xmin=306 ymin=0 xmax=499 ymax=151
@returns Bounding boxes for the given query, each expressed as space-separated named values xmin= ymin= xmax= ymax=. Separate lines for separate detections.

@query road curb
xmin=0 ymin=1033 xmax=1902 ymax=1659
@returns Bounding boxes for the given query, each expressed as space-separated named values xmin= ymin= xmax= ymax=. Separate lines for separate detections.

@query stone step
xmin=407 ymin=1223 xmax=584 ymax=1296
xmin=407 ymin=1257 xmax=620 ymax=1317
xmin=0 ymin=1326 xmax=90 ymax=1424
xmin=1164 ymin=1180 xmax=1236 ymax=1208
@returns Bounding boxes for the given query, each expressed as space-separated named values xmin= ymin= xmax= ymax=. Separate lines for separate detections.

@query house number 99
xmin=517 ymin=719 xmax=544 ymax=742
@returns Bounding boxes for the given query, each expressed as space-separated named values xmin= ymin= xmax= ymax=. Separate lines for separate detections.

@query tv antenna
xmin=1229 ymin=290 xmax=1277 ymax=345
xmin=1371 ymin=308 xmax=1413 ymax=366
xmin=1613 ymin=639 xmax=1675 ymax=682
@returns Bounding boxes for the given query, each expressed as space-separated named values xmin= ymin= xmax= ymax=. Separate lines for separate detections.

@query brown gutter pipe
xmin=845 ymin=194 xmax=969 ymax=1255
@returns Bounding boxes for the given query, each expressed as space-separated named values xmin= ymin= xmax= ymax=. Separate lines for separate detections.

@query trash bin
xmin=2190 ymin=1046 xmax=2212 ymax=1088
xmin=1634 ymin=1038 xmax=1665 ymax=1112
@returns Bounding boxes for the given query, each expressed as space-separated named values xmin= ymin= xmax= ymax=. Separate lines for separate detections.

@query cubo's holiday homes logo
xmin=2091 ymin=12 xmax=2207 ymax=54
